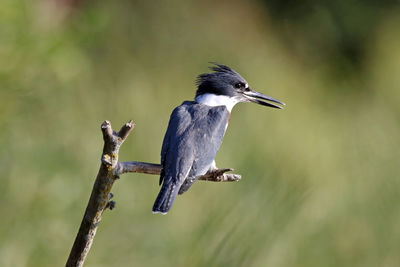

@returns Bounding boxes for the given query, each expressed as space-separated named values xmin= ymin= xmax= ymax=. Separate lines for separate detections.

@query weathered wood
xmin=66 ymin=120 xmax=241 ymax=267
xmin=115 ymin=162 xmax=241 ymax=182
xmin=66 ymin=120 xmax=134 ymax=267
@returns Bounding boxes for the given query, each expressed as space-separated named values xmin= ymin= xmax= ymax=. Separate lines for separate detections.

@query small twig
xmin=115 ymin=161 xmax=241 ymax=181
xmin=198 ymin=168 xmax=241 ymax=182
xmin=66 ymin=121 xmax=241 ymax=267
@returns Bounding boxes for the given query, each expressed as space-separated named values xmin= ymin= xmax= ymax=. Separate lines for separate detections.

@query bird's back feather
xmin=152 ymin=101 xmax=229 ymax=213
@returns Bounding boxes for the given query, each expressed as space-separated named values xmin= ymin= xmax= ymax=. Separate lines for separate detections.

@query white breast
xmin=195 ymin=93 xmax=239 ymax=112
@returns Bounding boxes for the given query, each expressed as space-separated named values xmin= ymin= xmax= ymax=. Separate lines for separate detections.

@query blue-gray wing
xmin=177 ymin=104 xmax=230 ymax=194
xmin=153 ymin=101 xmax=229 ymax=213
xmin=160 ymin=102 xmax=195 ymax=186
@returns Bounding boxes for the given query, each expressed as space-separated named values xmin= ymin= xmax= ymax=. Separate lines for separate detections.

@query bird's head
xmin=195 ymin=63 xmax=285 ymax=110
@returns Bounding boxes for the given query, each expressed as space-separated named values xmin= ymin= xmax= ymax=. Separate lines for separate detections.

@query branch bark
xmin=114 ymin=162 xmax=241 ymax=182
xmin=66 ymin=120 xmax=241 ymax=267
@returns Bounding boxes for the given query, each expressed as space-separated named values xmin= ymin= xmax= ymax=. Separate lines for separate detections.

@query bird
xmin=152 ymin=63 xmax=285 ymax=214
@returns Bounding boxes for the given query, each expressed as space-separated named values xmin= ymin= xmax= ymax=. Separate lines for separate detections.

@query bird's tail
xmin=152 ymin=181 xmax=180 ymax=214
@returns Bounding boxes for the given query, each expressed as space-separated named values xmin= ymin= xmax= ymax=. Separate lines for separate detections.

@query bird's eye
xmin=234 ymin=83 xmax=242 ymax=89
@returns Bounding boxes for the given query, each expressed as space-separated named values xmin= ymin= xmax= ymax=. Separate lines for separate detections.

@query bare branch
xmin=117 ymin=120 xmax=135 ymax=141
xmin=66 ymin=120 xmax=133 ymax=267
xmin=115 ymin=161 xmax=161 ymax=176
xmin=115 ymin=161 xmax=241 ymax=181
xmin=101 ymin=120 xmax=114 ymax=142
xmin=66 ymin=121 xmax=242 ymax=267
xmin=198 ymin=168 xmax=241 ymax=182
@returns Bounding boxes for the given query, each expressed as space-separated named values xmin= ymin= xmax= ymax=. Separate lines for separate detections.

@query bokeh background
xmin=1 ymin=0 xmax=400 ymax=266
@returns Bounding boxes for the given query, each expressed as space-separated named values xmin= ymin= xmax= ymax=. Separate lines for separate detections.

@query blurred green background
xmin=1 ymin=0 xmax=400 ymax=266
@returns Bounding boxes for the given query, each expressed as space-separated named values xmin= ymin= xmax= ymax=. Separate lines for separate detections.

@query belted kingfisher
xmin=152 ymin=63 xmax=285 ymax=214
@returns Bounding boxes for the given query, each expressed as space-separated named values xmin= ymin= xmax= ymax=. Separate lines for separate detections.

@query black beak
xmin=243 ymin=89 xmax=285 ymax=109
